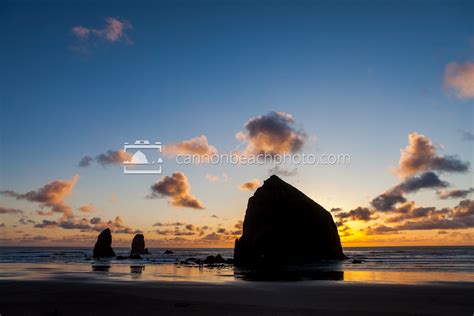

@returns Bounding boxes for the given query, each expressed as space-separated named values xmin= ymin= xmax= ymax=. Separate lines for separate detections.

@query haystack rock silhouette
xmin=130 ymin=234 xmax=150 ymax=255
xmin=93 ymin=228 xmax=116 ymax=258
xmin=234 ymin=175 xmax=346 ymax=266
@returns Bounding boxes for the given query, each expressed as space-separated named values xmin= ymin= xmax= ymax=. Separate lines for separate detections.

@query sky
xmin=0 ymin=0 xmax=473 ymax=248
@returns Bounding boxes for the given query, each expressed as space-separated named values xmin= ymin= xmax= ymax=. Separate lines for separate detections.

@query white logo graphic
xmin=123 ymin=140 xmax=163 ymax=174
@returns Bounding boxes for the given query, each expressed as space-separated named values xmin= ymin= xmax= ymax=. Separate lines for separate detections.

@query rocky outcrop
xmin=130 ymin=234 xmax=150 ymax=255
xmin=93 ymin=228 xmax=116 ymax=258
xmin=234 ymin=175 xmax=346 ymax=266
xmin=203 ymin=254 xmax=227 ymax=264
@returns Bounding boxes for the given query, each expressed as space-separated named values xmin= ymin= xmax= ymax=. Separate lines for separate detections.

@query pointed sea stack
xmin=93 ymin=228 xmax=116 ymax=258
xmin=234 ymin=175 xmax=346 ymax=266
xmin=130 ymin=234 xmax=150 ymax=255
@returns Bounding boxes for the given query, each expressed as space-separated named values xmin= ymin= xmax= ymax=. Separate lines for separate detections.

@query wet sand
xmin=1 ymin=279 xmax=473 ymax=315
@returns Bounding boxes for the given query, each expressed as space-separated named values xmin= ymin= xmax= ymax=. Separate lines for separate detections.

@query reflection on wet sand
xmin=2 ymin=262 xmax=474 ymax=284
xmin=234 ymin=268 xmax=344 ymax=281
xmin=130 ymin=265 xmax=145 ymax=274
xmin=92 ymin=265 xmax=111 ymax=272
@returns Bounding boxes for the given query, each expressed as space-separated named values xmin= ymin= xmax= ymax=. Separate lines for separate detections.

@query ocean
xmin=1 ymin=246 xmax=473 ymax=284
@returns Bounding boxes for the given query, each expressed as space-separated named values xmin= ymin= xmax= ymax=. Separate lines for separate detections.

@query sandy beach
xmin=1 ymin=279 xmax=473 ymax=315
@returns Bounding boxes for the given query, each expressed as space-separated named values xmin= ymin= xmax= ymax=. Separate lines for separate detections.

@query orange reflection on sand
xmin=344 ymin=270 xmax=474 ymax=284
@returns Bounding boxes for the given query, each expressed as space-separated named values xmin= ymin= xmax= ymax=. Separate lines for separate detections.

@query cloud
xmin=365 ymin=225 xmax=399 ymax=235
xmin=371 ymin=193 xmax=407 ymax=212
xmin=149 ymin=172 xmax=204 ymax=209
xmin=78 ymin=156 xmax=93 ymax=167
xmin=367 ymin=199 xmax=474 ymax=234
xmin=153 ymin=222 xmax=186 ymax=227
xmin=90 ymin=217 xmax=102 ymax=224
xmin=237 ymin=111 xmax=307 ymax=155
xmin=239 ymin=179 xmax=260 ymax=191
xmin=79 ymin=150 xmax=131 ymax=167
xmin=384 ymin=202 xmax=445 ymax=223
xmin=205 ymin=173 xmax=229 ymax=183
xmin=0 ymin=175 xmax=79 ymax=218
xmin=154 ymin=222 xmax=214 ymax=237
xmin=0 ymin=205 xmax=23 ymax=215
xmin=460 ymin=130 xmax=474 ymax=141
xmin=205 ymin=174 xmax=219 ymax=182
xmin=395 ymin=171 xmax=449 ymax=192
xmin=34 ymin=220 xmax=58 ymax=229
xmin=437 ymin=188 xmax=474 ymax=200
xmin=34 ymin=215 xmax=140 ymax=234
xmin=19 ymin=218 xmax=35 ymax=225
xmin=371 ymin=172 xmax=447 ymax=211
xmin=71 ymin=17 xmax=133 ymax=52
xmin=78 ymin=204 xmax=95 ymax=213
xmin=397 ymin=133 xmax=469 ymax=178
xmin=234 ymin=221 xmax=243 ymax=229
xmin=59 ymin=218 xmax=91 ymax=230
xmin=163 ymin=135 xmax=218 ymax=157
xmin=71 ymin=26 xmax=90 ymax=39
xmin=96 ymin=150 xmax=131 ymax=166
xmin=201 ymin=232 xmax=220 ymax=241
xmin=334 ymin=207 xmax=376 ymax=222
xmin=36 ymin=210 xmax=53 ymax=216
xmin=268 ymin=165 xmax=298 ymax=177
xmin=444 ymin=62 xmax=474 ymax=100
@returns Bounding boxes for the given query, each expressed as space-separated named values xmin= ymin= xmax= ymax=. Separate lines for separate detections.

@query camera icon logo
xmin=123 ymin=140 xmax=163 ymax=174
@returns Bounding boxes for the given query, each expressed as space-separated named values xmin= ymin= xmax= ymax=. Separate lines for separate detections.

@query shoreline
xmin=1 ymin=279 xmax=473 ymax=315
xmin=2 ymin=262 xmax=474 ymax=285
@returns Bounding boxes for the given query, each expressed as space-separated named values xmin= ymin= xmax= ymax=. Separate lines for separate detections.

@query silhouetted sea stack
xmin=131 ymin=234 xmax=150 ymax=255
xmin=234 ymin=175 xmax=346 ymax=266
xmin=93 ymin=228 xmax=116 ymax=258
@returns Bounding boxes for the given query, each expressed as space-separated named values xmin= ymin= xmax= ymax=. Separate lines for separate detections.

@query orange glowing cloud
xmin=444 ymin=62 xmax=474 ymax=100
xmin=239 ymin=179 xmax=261 ymax=191
xmin=396 ymin=132 xmax=468 ymax=178
xmin=163 ymin=135 xmax=218 ymax=157
xmin=78 ymin=204 xmax=95 ymax=213
xmin=0 ymin=175 xmax=79 ymax=218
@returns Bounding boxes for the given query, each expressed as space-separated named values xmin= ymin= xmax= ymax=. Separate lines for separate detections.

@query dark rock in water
xmin=184 ymin=257 xmax=200 ymax=264
xmin=234 ymin=175 xmax=346 ymax=267
xmin=203 ymin=254 xmax=227 ymax=264
xmin=351 ymin=259 xmax=363 ymax=264
xmin=164 ymin=250 xmax=173 ymax=254
xmin=128 ymin=254 xmax=142 ymax=260
xmin=131 ymin=234 xmax=149 ymax=255
xmin=93 ymin=228 xmax=116 ymax=258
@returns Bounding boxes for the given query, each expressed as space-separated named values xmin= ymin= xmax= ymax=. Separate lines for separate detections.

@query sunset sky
xmin=1 ymin=0 xmax=473 ymax=248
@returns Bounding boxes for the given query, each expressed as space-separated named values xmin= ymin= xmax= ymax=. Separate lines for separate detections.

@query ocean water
xmin=1 ymin=246 xmax=473 ymax=284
